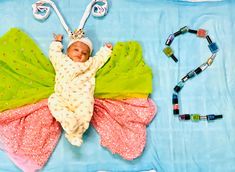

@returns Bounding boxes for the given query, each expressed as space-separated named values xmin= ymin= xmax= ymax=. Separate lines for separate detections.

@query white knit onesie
xmin=48 ymin=41 xmax=112 ymax=146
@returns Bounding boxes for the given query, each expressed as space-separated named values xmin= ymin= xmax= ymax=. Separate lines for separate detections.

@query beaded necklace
xmin=163 ymin=26 xmax=222 ymax=122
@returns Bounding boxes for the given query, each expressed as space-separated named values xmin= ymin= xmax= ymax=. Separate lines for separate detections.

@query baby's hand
xmin=53 ymin=33 xmax=63 ymax=42
xmin=105 ymin=43 xmax=113 ymax=50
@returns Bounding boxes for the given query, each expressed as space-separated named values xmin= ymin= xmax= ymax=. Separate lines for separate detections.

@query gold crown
xmin=70 ymin=29 xmax=85 ymax=40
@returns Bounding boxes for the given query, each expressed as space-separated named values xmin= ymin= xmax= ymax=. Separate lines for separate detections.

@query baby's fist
xmin=53 ymin=33 xmax=63 ymax=42
xmin=105 ymin=43 xmax=113 ymax=50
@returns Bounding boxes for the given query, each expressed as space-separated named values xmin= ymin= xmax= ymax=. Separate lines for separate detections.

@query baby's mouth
xmin=76 ymin=55 xmax=82 ymax=60
xmin=76 ymin=56 xmax=84 ymax=62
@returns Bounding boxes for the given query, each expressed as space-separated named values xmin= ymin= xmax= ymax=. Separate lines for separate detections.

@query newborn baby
xmin=48 ymin=33 xmax=112 ymax=146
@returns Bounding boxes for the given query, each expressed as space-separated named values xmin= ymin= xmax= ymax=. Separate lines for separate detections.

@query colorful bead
xmin=200 ymin=116 xmax=207 ymax=120
xmin=187 ymin=70 xmax=196 ymax=79
xmin=216 ymin=115 xmax=223 ymax=119
xmin=208 ymin=42 xmax=219 ymax=54
xmin=173 ymin=109 xmax=179 ymax=115
xmin=163 ymin=47 xmax=173 ymax=57
xmin=174 ymin=81 xmax=184 ymax=93
xmin=174 ymin=30 xmax=181 ymax=37
xmin=207 ymin=54 xmax=216 ymax=66
xmin=165 ymin=34 xmax=175 ymax=46
xmin=171 ymin=54 xmax=178 ymax=63
xmin=191 ymin=114 xmax=200 ymax=121
xmin=207 ymin=115 xmax=216 ymax=121
xmin=199 ymin=63 xmax=209 ymax=71
xmin=163 ymin=47 xmax=178 ymax=62
xmin=182 ymin=75 xmax=189 ymax=82
xmin=173 ymin=104 xmax=179 ymax=110
xmin=174 ymin=86 xmax=181 ymax=93
xmin=180 ymin=26 xmax=189 ymax=34
xmin=172 ymin=94 xmax=178 ymax=104
xmin=179 ymin=114 xmax=190 ymax=120
xmin=207 ymin=58 xmax=214 ymax=66
xmin=206 ymin=35 xmax=212 ymax=44
xmin=207 ymin=114 xmax=223 ymax=121
xmin=188 ymin=29 xmax=197 ymax=34
xmin=195 ymin=67 xmax=202 ymax=74
xmin=197 ymin=29 xmax=207 ymax=38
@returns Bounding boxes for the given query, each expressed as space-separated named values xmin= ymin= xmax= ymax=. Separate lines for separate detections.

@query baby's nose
xmin=77 ymin=51 xmax=82 ymax=56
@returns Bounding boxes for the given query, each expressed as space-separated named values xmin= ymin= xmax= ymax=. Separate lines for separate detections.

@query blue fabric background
xmin=0 ymin=0 xmax=235 ymax=171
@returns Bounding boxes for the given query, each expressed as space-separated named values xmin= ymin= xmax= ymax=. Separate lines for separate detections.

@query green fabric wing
xmin=0 ymin=28 xmax=55 ymax=112
xmin=95 ymin=41 xmax=153 ymax=99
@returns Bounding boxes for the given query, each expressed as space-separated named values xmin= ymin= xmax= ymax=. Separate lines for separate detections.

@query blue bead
xmin=174 ymin=81 xmax=184 ymax=93
xmin=208 ymin=42 xmax=219 ymax=54
xmin=173 ymin=94 xmax=178 ymax=99
xmin=187 ymin=70 xmax=196 ymax=79
xmin=207 ymin=114 xmax=216 ymax=121
xmin=177 ymin=81 xmax=184 ymax=87
xmin=172 ymin=94 xmax=178 ymax=104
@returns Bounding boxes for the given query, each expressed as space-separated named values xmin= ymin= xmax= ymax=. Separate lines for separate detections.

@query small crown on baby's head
xmin=70 ymin=29 xmax=85 ymax=40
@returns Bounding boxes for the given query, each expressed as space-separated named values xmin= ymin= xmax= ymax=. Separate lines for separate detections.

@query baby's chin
xmin=73 ymin=58 xmax=85 ymax=62
xmin=68 ymin=55 xmax=88 ymax=63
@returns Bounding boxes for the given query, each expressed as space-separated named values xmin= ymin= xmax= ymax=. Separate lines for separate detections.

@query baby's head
xmin=67 ymin=37 xmax=93 ymax=62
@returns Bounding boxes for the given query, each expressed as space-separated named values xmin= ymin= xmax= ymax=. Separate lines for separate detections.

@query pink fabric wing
xmin=0 ymin=99 xmax=61 ymax=172
xmin=92 ymin=98 xmax=157 ymax=160
xmin=0 ymin=97 xmax=156 ymax=171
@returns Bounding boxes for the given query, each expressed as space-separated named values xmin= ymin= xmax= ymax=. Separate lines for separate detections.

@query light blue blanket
xmin=0 ymin=0 xmax=235 ymax=171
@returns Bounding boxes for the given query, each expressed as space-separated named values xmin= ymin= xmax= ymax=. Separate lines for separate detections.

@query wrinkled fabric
xmin=92 ymin=98 xmax=156 ymax=160
xmin=95 ymin=41 xmax=152 ymax=99
xmin=0 ymin=98 xmax=156 ymax=171
xmin=0 ymin=28 xmax=55 ymax=112
xmin=0 ymin=99 xmax=61 ymax=172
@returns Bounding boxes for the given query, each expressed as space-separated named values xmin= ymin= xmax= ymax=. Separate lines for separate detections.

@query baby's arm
xmin=93 ymin=43 xmax=113 ymax=70
xmin=49 ymin=34 xmax=64 ymax=71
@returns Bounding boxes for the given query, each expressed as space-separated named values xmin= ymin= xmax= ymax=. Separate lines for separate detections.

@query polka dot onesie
xmin=48 ymin=41 xmax=112 ymax=146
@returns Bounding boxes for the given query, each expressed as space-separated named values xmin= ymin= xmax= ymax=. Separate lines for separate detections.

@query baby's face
xmin=67 ymin=41 xmax=90 ymax=62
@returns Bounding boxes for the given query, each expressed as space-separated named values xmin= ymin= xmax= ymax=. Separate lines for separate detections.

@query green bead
xmin=180 ymin=26 xmax=189 ymax=34
xmin=191 ymin=114 xmax=200 ymax=121
xmin=163 ymin=47 xmax=173 ymax=57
